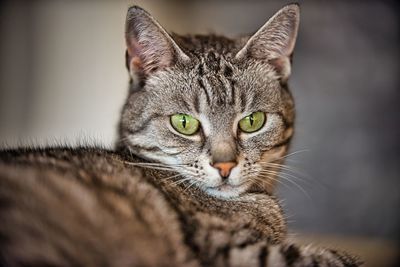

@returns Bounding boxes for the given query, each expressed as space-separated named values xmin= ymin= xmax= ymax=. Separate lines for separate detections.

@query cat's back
xmin=0 ymin=147 xmax=289 ymax=267
xmin=0 ymin=147 xmax=198 ymax=267
xmin=0 ymin=148 xmax=360 ymax=267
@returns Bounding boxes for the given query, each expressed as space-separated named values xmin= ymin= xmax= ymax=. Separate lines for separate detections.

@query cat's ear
xmin=125 ymin=6 xmax=189 ymax=82
xmin=235 ymin=4 xmax=300 ymax=82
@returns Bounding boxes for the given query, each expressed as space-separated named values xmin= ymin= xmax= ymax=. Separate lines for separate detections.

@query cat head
xmin=118 ymin=4 xmax=299 ymax=198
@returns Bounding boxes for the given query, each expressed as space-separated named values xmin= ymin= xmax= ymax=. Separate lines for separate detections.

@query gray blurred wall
xmin=0 ymin=0 xmax=399 ymax=242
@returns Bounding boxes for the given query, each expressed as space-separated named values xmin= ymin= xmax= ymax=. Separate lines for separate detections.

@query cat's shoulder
xmin=0 ymin=146 xmax=146 ymax=190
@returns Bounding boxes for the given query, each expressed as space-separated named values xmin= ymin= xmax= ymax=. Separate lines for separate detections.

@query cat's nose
xmin=211 ymin=161 xmax=237 ymax=179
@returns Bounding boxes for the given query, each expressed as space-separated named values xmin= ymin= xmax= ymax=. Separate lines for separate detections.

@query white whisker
xmin=271 ymin=149 xmax=310 ymax=162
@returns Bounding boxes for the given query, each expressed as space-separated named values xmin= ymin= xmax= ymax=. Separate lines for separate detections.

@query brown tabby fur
xmin=0 ymin=147 xmax=359 ymax=267
xmin=0 ymin=147 xmax=284 ymax=267
xmin=0 ymin=3 xmax=361 ymax=267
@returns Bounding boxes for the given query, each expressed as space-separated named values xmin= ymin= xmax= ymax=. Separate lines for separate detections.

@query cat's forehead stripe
xmin=197 ymin=77 xmax=211 ymax=109
xmin=195 ymin=55 xmax=239 ymax=111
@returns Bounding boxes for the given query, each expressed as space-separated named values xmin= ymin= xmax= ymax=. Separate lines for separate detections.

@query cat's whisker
xmin=242 ymin=173 xmax=263 ymax=187
xmin=168 ymin=175 xmax=199 ymax=187
xmin=249 ymin=171 xmax=292 ymax=191
xmin=169 ymin=146 xmax=194 ymax=155
xmin=160 ymin=173 xmax=183 ymax=181
xmin=119 ymin=161 xmax=188 ymax=167
xmin=128 ymin=165 xmax=177 ymax=172
xmin=185 ymin=180 xmax=196 ymax=192
xmin=278 ymin=175 xmax=311 ymax=200
xmin=259 ymin=169 xmax=309 ymax=185
xmin=260 ymin=165 xmax=310 ymax=183
xmin=116 ymin=159 xmax=173 ymax=167
xmin=245 ymin=173 xmax=268 ymax=188
xmin=257 ymin=169 xmax=311 ymax=200
xmin=258 ymin=162 xmax=325 ymax=189
xmin=116 ymin=160 xmax=199 ymax=175
xmin=260 ymin=161 xmax=307 ymax=176
xmin=259 ymin=168 xmax=305 ymax=185
xmin=250 ymin=178 xmax=265 ymax=190
xmin=260 ymin=162 xmax=305 ymax=176
xmin=182 ymin=179 xmax=199 ymax=194
xmin=271 ymin=149 xmax=310 ymax=162
xmin=238 ymin=176 xmax=253 ymax=188
xmin=170 ymin=178 xmax=191 ymax=187
xmin=251 ymin=176 xmax=275 ymax=192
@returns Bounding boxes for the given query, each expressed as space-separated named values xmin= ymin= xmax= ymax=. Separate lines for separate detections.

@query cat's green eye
xmin=238 ymin=112 xmax=266 ymax=133
xmin=170 ymin=114 xmax=200 ymax=135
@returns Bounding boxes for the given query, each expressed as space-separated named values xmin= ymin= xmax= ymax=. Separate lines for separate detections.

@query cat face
xmin=119 ymin=5 xmax=299 ymax=198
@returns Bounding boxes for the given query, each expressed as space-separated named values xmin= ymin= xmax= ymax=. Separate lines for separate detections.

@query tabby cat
xmin=0 ymin=4 xmax=361 ymax=267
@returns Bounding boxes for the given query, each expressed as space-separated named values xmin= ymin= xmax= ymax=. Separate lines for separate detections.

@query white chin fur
xmin=204 ymin=185 xmax=248 ymax=199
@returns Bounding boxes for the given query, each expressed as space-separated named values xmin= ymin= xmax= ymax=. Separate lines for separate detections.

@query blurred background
xmin=0 ymin=0 xmax=399 ymax=266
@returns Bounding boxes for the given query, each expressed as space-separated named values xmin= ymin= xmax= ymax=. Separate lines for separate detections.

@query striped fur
xmin=0 ymin=4 xmax=361 ymax=267
xmin=0 ymin=148 xmax=360 ymax=266
xmin=119 ymin=5 xmax=297 ymax=198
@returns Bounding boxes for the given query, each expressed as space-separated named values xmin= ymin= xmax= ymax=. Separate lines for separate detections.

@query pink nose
xmin=212 ymin=162 xmax=237 ymax=178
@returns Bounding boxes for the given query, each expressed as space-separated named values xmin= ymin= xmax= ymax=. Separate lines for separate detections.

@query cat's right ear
xmin=125 ymin=6 xmax=189 ymax=84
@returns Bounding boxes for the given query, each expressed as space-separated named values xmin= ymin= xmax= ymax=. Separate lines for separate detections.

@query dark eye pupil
xmin=249 ymin=114 xmax=254 ymax=126
xmin=182 ymin=115 xmax=187 ymax=128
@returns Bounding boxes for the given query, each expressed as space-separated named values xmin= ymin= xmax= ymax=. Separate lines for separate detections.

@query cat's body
xmin=0 ymin=147 xmax=358 ymax=267
xmin=0 ymin=4 xmax=361 ymax=267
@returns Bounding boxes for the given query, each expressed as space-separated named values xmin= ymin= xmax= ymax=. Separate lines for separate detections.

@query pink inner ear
xmin=129 ymin=56 xmax=142 ymax=73
xmin=127 ymin=38 xmax=142 ymax=63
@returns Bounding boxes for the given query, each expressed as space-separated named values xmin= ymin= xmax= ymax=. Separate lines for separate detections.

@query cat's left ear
xmin=235 ymin=4 xmax=300 ymax=82
xmin=125 ymin=6 xmax=189 ymax=84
